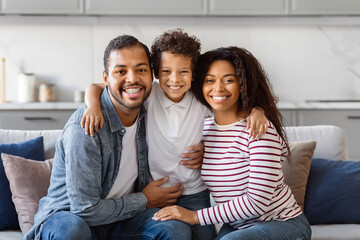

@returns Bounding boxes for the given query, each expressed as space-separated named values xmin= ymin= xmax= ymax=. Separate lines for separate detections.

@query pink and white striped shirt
xmin=197 ymin=117 xmax=302 ymax=229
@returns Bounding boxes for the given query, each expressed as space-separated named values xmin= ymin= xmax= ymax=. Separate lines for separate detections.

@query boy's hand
xmin=179 ymin=142 xmax=204 ymax=169
xmin=80 ymin=104 xmax=104 ymax=136
xmin=247 ymin=107 xmax=268 ymax=140
xmin=153 ymin=205 xmax=199 ymax=225
xmin=142 ymin=177 xmax=183 ymax=208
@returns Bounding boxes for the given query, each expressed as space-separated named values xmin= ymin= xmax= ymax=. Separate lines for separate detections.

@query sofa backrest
xmin=0 ymin=125 xmax=349 ymax=161
xmin=0 ymin=129 xmax=62 ymax=159
xmin=285 ymin=125 xmax=349 ymax=161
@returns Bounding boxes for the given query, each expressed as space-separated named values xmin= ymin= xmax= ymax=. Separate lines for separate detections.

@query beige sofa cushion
xmin=282 ymin=141 xmax=316 ymax=210
xmin=2 ymin=153 xmax=53 ymax=234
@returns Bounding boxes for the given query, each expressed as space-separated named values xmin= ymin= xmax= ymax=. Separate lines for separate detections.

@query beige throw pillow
xmin=282 ymin=141 xmax=316 ymax=210
xmin=1 ymin=153 xmax=53 ymax=234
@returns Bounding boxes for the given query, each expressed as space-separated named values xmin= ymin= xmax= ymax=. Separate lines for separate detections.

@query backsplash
xmin=0 ymin=16 xmax=359 ymax=102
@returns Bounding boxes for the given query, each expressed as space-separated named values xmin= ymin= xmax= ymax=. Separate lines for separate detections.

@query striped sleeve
xmin=197 ymin=122 xmax=283 ymax=225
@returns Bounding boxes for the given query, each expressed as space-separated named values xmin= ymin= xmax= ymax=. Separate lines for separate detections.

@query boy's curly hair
xmin=151 ymin=29 xmax=201 ymax=76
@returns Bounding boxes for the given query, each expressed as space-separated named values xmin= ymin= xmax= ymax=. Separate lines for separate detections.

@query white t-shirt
xmin=145 ymin=82 xmax=211 ymax=195
xmin=106 ymin=119 xmax=138 ymax=199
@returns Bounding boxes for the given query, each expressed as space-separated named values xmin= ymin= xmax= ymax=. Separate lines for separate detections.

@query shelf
xmin=0 ymin=102 xmax=83 ymax=110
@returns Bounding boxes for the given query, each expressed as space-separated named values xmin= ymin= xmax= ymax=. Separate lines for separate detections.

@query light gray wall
xmin=0 ymin=16 xmax=359 ymax=102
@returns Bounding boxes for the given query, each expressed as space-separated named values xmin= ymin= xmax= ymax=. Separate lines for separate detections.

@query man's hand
xmin=179 ymin=142 xmax=204 ymax=169
xmin=142 ymin=177 xmax=183 ymax=208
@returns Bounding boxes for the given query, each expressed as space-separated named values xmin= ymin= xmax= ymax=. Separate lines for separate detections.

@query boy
xmin=81 ymin=29 xmax=267 ymax=239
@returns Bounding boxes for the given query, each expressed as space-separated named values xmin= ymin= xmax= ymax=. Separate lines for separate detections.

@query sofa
xmin=0 ymin=125 xmax=359 ymax=240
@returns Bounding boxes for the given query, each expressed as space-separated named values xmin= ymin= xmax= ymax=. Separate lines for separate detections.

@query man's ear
xmin=103 ymin=71 xmax=109 ymax=86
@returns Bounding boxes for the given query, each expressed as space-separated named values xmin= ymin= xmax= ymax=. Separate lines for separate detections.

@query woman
xmin=153 ymin=47 xmax=311 ymax=240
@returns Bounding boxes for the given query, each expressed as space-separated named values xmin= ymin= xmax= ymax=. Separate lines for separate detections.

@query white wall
xmin=0 ymin=16 xmax=359 ymax=102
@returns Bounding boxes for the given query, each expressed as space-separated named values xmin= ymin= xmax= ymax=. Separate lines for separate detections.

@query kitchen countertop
xmin=0 ymin=102 xmax=84 ymax=110
xmin=1 ymin=101 xmax=360 ymax=110
xmin=278 ymin=101 xmax=360 ymax=110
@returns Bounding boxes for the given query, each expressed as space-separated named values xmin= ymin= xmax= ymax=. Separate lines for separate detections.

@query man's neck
xmin=115 ymin=107 xmax=140 ymax=127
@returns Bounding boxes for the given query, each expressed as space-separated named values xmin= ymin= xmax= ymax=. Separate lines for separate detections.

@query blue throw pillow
xmin=0 ymin=136 xmax=44 ymax=230
xmin=304 ymin=158 xmax=360 ymax=224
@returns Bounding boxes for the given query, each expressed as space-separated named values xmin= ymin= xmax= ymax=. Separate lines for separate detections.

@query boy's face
xmin=104 ymin=45 xmax=153 ymax=111
xmin=157 ymin=51 xmax=192 ymax=103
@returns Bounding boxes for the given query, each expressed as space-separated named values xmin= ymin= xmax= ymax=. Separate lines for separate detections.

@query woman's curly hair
xmin=192 ymin=46 xmax=288 ymax=147
xmin=151 ymin=29 xmax=201 ymax=76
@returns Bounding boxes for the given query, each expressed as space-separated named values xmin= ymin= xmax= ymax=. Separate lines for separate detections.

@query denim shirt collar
xmin=100 ymin=87 xmax=145 ymax=133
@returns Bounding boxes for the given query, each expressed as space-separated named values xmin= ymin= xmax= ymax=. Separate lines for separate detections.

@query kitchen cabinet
xmin=84 ymin=0 xmax=205 ymax=15
xmin=0 ymin=0 xmax=83 ymax=14
xmin=297 ymin=109 xmax=360 ymax=159
xmin=290 ymin=0 xmax=360 ymax=15
xmin=0 ymin=110 xmax=75 ymax=130
xmin=0 ymin=0 xmax=359 ymax=16
xmin=280 ymin=109 xmax=297 ymax=126
xmin=208 ymin=0 xmax=288 ymax=15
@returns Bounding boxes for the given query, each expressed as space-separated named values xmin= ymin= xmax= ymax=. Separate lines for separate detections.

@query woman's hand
xmin=80 ymin=104 xmax=104 ymax=136
xmin=153 ymin=205 xmax=199 ymax=225
xmin=247 ymin=107 xmax=268 ymax=140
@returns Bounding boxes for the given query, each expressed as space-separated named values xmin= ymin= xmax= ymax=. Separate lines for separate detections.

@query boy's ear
xmin=103 ymin=71 xmax=109 ymax=86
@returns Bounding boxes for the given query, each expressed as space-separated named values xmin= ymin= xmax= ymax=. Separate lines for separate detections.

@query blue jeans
xmin=41 ymin=209 xmax=192 ymax=240
xmin=176 ymin=189 xmax=217 ymax=240
xmin=41 ymin=211 xmax=92 ymax=240
xmin=215 ymin=213 xmax=311 ymax=240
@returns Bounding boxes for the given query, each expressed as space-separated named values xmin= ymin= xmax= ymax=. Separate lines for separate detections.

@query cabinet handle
xmin=24 ymin=117 xmax=53 ymax=121
xmin=347 ymin=116 xmax=360 ymax=120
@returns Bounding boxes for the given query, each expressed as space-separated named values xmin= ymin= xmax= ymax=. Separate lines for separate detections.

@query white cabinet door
xmin=1 ymin=0 xmax=83 ymax=14
xmin=290 ymin=0 xmax=360 ymax=15
xmin=297 ymin=109 xmax=360 ymax=160
xmin=85 ymin=0 xmax=205 ymax=15
xmin=208 ymin=0 xmax=288 ymax=15
xmin=0 ymin=110 xmax=75 ymax=130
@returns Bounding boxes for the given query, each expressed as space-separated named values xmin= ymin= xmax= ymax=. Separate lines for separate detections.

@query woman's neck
xmin=213 ymin=110 xmax=244 ymax=125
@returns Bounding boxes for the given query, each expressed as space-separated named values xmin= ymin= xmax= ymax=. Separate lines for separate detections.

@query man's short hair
xmin=103 ymin=35 xmax=151 ymax=75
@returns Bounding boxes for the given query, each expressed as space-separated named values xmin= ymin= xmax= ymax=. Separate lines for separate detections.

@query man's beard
xmin=108 ymin=84 xmax=147 ymax=109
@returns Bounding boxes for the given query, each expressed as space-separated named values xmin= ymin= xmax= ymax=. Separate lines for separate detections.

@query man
xmin=25 ymin=35 xmax=192 ymax=240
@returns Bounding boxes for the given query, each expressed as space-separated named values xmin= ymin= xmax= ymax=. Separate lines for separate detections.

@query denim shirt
xmin=25 ymin=88 xmax=149 ymax=240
